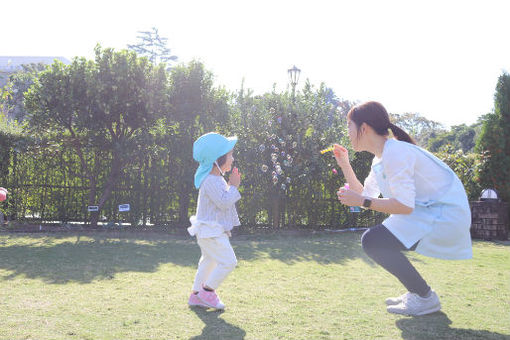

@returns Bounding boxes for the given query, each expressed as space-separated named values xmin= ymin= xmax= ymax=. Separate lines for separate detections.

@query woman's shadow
xmin=396 ymin=311 xmax=510 ymax=340
xmin=189 ymin=307 xmax=246 ymax=340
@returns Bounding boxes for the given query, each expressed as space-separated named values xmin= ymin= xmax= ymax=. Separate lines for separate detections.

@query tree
xmin=230 ymin=81 xmax=356 ymax=227
xmin=166 ymin=61 xmax=231 ymax=224
xmin=475 ymin=72 xmax=510 ymax=202
xmin=25 ymin=45 xmax=168 ymax=227
xmin=127 ymin=27 xmax=178 ymax=69
xmin=428 ymin=123 xmax=480 ymax=153
xmin=390 ymin=112 xmax=445 ymax=147
xmin=0 ymin=84 xmax=11 ymax=118
xmin=0 ymin=95 xmax=31 ymax=221
xmin=434 ymin=145 xmax=481 ymax=200
xmin=4 ymin=63 xmax=47 ymax=121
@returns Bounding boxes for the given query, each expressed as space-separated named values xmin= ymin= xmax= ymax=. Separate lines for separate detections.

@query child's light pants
xmin=192 ymin=233 xmax=237 ymax=291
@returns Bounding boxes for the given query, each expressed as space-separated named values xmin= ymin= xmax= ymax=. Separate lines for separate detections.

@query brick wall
xmin=470 ymin=200 xmax=509 ymax=240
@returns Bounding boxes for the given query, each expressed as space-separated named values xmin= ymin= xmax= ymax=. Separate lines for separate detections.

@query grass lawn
xmin=0 ymin=230 xmax=508 ymax=340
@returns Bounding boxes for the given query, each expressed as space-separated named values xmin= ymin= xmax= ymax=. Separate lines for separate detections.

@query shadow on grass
xmin=189 ymin=307 xmax=246 ymax=340
xmin=0 ymin=231 xmax=370 ymax=284
xmin=0 ymin=233 xmax=198 ymax=284
xmin=396 ymin=311 xmax=510 ymax=340
xmin=234 ymin=231 xmax=367 ymax=264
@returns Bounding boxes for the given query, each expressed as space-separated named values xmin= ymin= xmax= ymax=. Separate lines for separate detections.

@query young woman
xmin=335 ymin=101 xmax=472 ymax=316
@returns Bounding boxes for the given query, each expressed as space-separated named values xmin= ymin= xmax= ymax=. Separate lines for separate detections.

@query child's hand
xmin=229 ymin=167 xmax=241 ymax=188
xmin=333 ymin=144 xmax=350 ymax=168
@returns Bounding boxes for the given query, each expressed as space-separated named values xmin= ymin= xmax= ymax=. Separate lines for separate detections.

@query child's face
xmin=221 ymin=150 xmax=234 ymax=173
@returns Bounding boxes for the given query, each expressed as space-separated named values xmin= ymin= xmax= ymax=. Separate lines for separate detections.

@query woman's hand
xmin=338 ymin=186 xmax=414 ymax=214
xmin=228 ymin=167 xmax=241 ymax=188
xmin=333 ymin=144 xmax=350 ymax=169
xmin=337 ymin=185 xmax=363 ymax=207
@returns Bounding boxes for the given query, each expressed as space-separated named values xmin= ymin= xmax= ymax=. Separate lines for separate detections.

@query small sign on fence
xmin=87 ymin=206 xmax=99 ymax=212
xmin=118 ymin=204 xmax=130 ymax=212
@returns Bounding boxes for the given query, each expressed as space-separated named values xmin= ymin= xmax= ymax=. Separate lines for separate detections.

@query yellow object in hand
xmin=320 ymin=146 xmax=334 ymax=154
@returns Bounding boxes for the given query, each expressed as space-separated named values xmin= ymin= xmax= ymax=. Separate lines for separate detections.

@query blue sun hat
xmin=193 ymin=132 xmax=238 ymax=189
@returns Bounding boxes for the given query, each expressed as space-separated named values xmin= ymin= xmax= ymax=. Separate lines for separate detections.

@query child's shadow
xmin=396 ymin=311 xmax=510 ymax=340
xmin=189 ymin=307 xmax=246 ymax=340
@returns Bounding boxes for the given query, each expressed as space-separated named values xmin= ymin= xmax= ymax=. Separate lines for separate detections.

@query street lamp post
xmin=287 ymin=65 xmax=301 ymax=100
xmin=272 ymin=65 xmax=301 ymax=229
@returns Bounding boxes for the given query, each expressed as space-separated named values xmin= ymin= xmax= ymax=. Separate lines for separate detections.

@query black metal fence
xmin=3 ymin=150 xmax=387 ymax=229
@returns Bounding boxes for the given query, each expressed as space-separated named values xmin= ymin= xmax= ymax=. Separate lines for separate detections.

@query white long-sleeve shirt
xmin=362 ymin=139 xmax=472 ymax=260
xmin=362 ymin=139 xmax=452 ymax=209
xmin=188 ymin=174 xmax=241 ymax=238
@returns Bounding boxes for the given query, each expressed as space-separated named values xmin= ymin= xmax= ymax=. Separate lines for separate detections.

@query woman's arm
xmin=366 ymin=197 xmax=413 ymax=215
xmin=337 ymin=188 xmax=413 ymax=215
xmin=333 ymin=144 xmax=363 ymax=194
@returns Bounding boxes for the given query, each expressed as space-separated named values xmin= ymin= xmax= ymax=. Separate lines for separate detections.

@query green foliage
xmin=391 ymin=112 xmax=445 ymax=147
xmin=23 ymin=45 xmax=169 ymax=225
xmin=229 ymin=81 xmax=378 ymax=226
xmin=0 ymin=112 xmax=31 ymax=218
xmin=428 ymin=123 xmax=480 ymax=153
xmin=434 ymin=145 xmax=481 ymax=200
xmin=475 ymin=72 xmax=510 ymax=202
xmin=3 ymin=63 xmax=47 ymax=121
xmin=3 ymin=45 xmax=484 ymax=228
xmin=0 ymin=110 xmax=27 ymax=165
xmin=166 ymin=60 xmax=232 ymax=223
xmin=0 ymin=106 xmax=24 ymax=137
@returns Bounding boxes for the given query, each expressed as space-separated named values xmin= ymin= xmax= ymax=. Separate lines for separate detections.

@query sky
xmin=2 ymin=0 xmax=509 ymax=127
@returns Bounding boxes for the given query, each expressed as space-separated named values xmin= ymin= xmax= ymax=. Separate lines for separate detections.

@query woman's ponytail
xmin=347 ymin=101 xmax=416 ymax=145
xmin=389 ymin=123 xmax=416 ymax=145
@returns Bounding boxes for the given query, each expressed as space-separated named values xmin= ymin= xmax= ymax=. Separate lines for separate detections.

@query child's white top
xmin=362 ymin=138 xmax=472 ymax=260
xmin=188 ymin=174 xmax=241 ymax=238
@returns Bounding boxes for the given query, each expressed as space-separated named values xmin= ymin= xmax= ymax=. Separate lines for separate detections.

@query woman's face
xmin=347 ymin=119 xmax=362 ymax=151
xmin=221 ymin=150 xmax=234 ymax=173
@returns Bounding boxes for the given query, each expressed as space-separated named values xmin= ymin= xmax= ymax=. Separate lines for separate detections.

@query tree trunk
xmin=178 ymin=183 xmax=191 ymax=225
xmin=87 ymin=177 xmax=98 ymax=227
xmin=89 ymin=155 xmax=122 ymax=228
xmin=272 ymin=193 xmax=281 ymax=228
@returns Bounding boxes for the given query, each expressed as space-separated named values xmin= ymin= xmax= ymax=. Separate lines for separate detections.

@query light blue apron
xmin=372 ymin=143 xmax=472 ymax=260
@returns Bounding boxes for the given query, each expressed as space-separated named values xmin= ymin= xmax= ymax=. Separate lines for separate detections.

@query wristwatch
xmin=362 ymin=197 xmax=372 ymax=209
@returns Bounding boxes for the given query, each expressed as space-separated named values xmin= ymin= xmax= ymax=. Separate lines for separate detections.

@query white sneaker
xmin=386 ymin=290 xmax=441 ymax=316
xmin=385 ymin=292 xmax=411 ymax=305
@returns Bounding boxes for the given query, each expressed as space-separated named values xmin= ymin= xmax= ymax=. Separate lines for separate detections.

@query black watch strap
xmin=362 ymin=198 xmax=372 ymax=208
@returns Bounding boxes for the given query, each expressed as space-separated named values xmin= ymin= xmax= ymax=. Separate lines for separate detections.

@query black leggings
xmin=361 ymin=224 xmax=430 ymax=297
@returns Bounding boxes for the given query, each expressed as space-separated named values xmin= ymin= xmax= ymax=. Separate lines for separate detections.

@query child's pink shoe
xmin=197 ymin=288 xmax=225 ymax=309
xmin=188 ymin=293 xmax=208 ymax=307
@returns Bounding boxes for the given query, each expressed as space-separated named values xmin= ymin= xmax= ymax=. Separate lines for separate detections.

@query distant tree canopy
xmin=389 ymin=112 xmax=480 ymax=154
xmin=428 ymin=123 xmax=481 ymax=153
xmin=390 ymin=112 xmax=446 ymax=147
xmin=127 ymin=27 xmax=178 ymax=69
xmin=475 ymin=72 xmax=510 ymax=202
xmin=4 ymin=63 xmax=47 ymax=122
